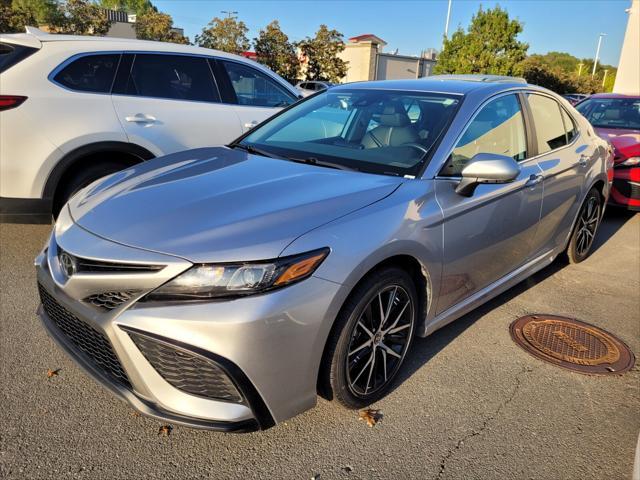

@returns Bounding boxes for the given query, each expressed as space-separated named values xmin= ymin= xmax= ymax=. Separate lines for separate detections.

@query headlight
xmin=618 ymin=157 xmax=640 ymax=167
xmin=145 ymin=248 xmax=329 ymax=301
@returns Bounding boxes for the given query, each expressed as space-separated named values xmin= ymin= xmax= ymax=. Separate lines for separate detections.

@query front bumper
xmin=610 ymin=167 xmax=640 ymax=211
xmin=35 ymin=217 xmax=345 ymax=430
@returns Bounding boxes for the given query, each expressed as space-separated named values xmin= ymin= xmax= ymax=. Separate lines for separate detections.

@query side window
xmin=221 ymin=60 xmax=296 ymax=107
xmin=561 ymin=108 xmax=577 ymax=143
xmin=53 ymin=54 xmax=120 ymax=93
xmin=123 ymin=54 xmax=219 ymax=102
xmin=299 ymin=82 xmax=309 ymax=90
xmin=441 ymin=94 xmax=527 ymax=176
xmin=527 ymin=94 xmax=567 ymax=153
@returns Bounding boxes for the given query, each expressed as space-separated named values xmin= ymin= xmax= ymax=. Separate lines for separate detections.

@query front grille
xmin=57 ymin=248 xmax=164 ymax=274
xmin=84 ymin=290 xmax=139 ymax=311
xmin=127 ymin=330 xmax=243 ymax=402
xmin=613 ymin=178 xmax=640 ymax=200
xmin=38 ymin=283 xmax=131 ymax=389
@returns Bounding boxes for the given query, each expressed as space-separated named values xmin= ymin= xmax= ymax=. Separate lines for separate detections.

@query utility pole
xmin=444 ymin=0 xmax=453 ymax=39
xmin=592 ymin=33 xmax=607 ymax=77
xmin=221 ymin=10 xmax=238 ymax=18
xmin=602 ymin=69 xmax=609 ymax=87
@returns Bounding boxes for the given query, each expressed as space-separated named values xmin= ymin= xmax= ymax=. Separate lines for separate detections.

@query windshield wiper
xmin=286 ymin=156 xmax=358 ymax=172
xmin=228 ymin=143 xmax=278 ymax=159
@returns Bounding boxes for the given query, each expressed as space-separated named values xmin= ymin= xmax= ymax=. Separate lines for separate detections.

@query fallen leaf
xmin=47 ymin=369 xmax=61 ymax=378
xmin=158 ymin=425 xmax=173 ymax=436
xmin=358 ymin=408 xmax=383 ymax=427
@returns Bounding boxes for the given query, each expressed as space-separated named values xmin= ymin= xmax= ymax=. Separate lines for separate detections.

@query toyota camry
xmin=35 ymin=75 xmax=613 ymax=431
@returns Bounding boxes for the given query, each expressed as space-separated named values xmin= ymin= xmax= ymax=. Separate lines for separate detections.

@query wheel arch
xmin=42 ymin=141 xmax=155 ymax=202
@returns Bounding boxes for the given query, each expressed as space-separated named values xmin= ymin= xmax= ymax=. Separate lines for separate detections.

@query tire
xmin=566 ymin=188 xmax=602 ymax=264
xmin=320 ymin=267 xmax=418 ymax=409
xmin=52 ymin=162 xmax=125 ymax=218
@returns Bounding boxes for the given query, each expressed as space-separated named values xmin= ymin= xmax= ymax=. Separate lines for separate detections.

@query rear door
xmin=111 ymin=53 xmax=242 ymax=156
xmin=212 ymin=59 xmax=298 ymax=133
xmin=524 ymin=93 xmax=590 ymax=256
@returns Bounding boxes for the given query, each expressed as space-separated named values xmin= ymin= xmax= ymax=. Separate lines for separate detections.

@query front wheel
xmin=566 ymin=188 xmax=602 ymax=264
xmin=320 ymin=267 xmax=417 ymax=409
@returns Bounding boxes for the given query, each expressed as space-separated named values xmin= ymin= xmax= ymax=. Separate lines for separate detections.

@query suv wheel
xmin=53 ymin=162 xmax=125 ymax=218
xmin=566 ymin=188 xmax=602 ymax=264
xmin=321 ymin=267 xmax=417 ymax=409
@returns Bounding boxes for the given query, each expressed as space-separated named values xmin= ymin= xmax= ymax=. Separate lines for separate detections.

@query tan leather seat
xmin=362 ymin=104 xmax=419 ymax=149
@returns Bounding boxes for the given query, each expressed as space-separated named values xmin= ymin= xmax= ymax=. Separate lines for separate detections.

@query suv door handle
xmin=525 ymin=174 xmax=544 ymax=187
xmin=244 ymin=120 xmax=259 ymax=129
xmin=125 ymin=113 xmax=156 ymax=124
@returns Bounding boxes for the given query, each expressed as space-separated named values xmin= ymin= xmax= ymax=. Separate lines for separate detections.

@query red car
xmin=576 ymin=93 xmax=640 ymax=211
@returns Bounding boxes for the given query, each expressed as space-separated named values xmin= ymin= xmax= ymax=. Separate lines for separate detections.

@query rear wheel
xmin=52 ymin=161 xmax=127 ymax=218
xmin=566 ymin=188 xmax=602 ymax=264
xmin=321 ymin=267 xmax=417 ymax=409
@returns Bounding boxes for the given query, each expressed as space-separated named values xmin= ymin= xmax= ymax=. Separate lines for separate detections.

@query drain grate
xmin=510 ymin=314 xmax=635 ymax=374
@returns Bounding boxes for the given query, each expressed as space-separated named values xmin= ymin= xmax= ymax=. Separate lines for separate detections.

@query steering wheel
xmin=401 ymin=143 xmax=429 ymax=155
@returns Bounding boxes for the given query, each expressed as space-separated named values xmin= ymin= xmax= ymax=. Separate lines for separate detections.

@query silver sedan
xmin=35 ymin=75 xmax=613 ymax=431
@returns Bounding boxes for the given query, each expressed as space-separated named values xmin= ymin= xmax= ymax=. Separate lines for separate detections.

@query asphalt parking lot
xmin=1 ymin=210 xmax=638 ymax=480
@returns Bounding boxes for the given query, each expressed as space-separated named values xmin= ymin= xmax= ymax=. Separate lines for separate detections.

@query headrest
xmin=378 ymin=103 xmax=410 ymax=127
xmin=603 ymin=108 xmax=621 ymax=120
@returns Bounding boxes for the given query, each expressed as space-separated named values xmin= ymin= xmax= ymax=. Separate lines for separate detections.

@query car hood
xmin=594 ymin=127 xmax=640 ymax=162
xmin=69 ymin=147 xmax=402 ymax=263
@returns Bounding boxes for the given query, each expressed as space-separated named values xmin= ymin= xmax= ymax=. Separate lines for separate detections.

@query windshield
xmin=239 ymin=89 xmax=461 ymax=176
xmin=576 ymin=97 xmax=640 ymax=130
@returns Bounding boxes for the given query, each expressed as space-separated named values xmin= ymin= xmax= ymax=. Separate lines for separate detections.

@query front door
xmin=111 ymin=53 xmax=243 ymax=156
xmin=434 ymin=93 xmax=544 ymax=315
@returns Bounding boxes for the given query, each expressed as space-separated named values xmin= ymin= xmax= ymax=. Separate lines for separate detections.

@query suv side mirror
xmin=455 ymin=153 xmax=521 ymax=197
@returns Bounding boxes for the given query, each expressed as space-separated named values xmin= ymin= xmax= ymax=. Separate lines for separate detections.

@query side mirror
xmin=455 ymin=153 xmax=521 ymax=197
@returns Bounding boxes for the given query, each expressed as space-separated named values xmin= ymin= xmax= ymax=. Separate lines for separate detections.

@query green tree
xmin=49 ymin=0 xmax=111 ymax=36
xmin=97 ymin=0 xmax=154 ymax=15
xmin=10 ymin=0 xmax=59 ymax=24
xmin=254 ymin=20 xmax=299 ymax=81
xmin=435 ymin=5 xmax=528 ymax=76
xmin=196 ymin=16 xmax=249 ymax=54
xmin=520 ymin=56 xmax=601 ymax=94
xmin=135 ymin=9 xmax=188 ymax=44
xmin=297 ymin=24 xmax=347 ymax=82
xmin=1 ymin=0 xmax=38 ymax=32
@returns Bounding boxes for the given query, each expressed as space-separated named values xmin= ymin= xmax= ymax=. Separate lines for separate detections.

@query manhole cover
xmin=510 ymin=315 xmax=635 ymax=374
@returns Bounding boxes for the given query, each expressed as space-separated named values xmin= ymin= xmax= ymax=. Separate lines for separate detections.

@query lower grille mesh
xmin=127 ymin=330 xmax=242 ymax=402
xmin=38 ymin=283 xmax=131 ymax=389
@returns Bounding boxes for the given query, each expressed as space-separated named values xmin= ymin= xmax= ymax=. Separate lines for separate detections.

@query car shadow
xmin=391 ymin=207 xmax=637 ymax=392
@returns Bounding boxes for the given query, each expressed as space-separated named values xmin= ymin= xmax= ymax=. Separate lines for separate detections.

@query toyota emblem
xmin=59 ymin=252 xmax=76 ymax=278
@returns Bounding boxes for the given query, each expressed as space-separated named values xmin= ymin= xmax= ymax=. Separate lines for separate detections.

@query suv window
xmin=528 ymin=94 xmax=567 ymax=153
xmin=561 ymin=108 xmax=577 ymax=143
xmin=441 ymin=94 xmax=527 ymax=176
xmin=1 ymin=42 xmax=38 ymax=74
xmin=53 ymin=54 xmax=120 ymax=93
xmin=221 ymin=60 xmax=296 ymax=107
xmin=123 ymin=54 xmax=219 ymax=102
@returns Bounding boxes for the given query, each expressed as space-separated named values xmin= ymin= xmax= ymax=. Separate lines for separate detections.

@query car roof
xmin=0 ymin=26 xmax=247 ymax=62
xmin=587 ymin=93 xmax=640 ymax=99
xmin=333 ymin=75 xmax=531 ymax=95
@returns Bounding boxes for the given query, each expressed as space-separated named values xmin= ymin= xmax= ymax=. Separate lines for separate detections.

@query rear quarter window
xmin=53 ymin=54 xmax=121 ymax=93
xmin=0 ymin=42 xmax=38 ymax=74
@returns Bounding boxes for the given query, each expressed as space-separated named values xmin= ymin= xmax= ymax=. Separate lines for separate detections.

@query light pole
xmin=221 ymin=10 xmax=238 ymax=18
xmin=444 ymin=0 xmax=453 ymax=39
xmin=602 ymin=69 xmax=609 ymax=88
xmin=592 ymin=33 xmax=607 ymax=77
xmin=577 ymin=62 xmax=584 ymax=76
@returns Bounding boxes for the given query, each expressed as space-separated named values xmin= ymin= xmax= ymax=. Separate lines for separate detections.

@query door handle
xmin=525 ymin=174 xmax=544 ymax=187
xmin=125 ymin=113 xmax=156 ymax=124
xmin=244 ymin=120 xmax=259 ymax=129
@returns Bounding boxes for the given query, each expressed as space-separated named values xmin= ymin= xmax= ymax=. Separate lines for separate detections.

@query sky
xmin=155 ymin=0 xmax=631 ymax=67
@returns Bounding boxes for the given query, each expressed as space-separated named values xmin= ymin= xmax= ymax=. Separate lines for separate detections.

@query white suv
xmin=0 ymin=27 xmax=300 ymax=222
